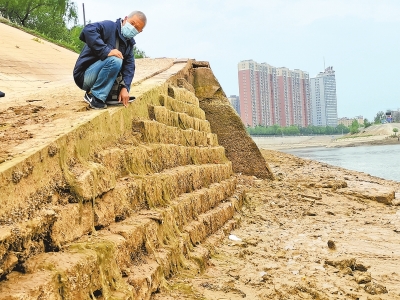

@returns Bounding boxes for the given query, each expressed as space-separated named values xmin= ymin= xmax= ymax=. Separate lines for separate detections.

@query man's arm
xmin=79 ymin=22 xmax=112 ymax=60
xmin=118 ymin=50 xmax=135 ymax=106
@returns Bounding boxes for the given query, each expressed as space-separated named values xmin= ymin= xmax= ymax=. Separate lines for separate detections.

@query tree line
xmin=248 ymin=111 xmax=399 ymax=136
xmin=0 ymin=0 xmax=146 ymax=57
xmin=247 ymin=124 xmax=351 ymax=136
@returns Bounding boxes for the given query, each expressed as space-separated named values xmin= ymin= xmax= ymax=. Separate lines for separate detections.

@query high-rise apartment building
xmin=238 ymin=60 xmax=311 ymax=127
xmin=227 ymin=95 xmax=240 ymax=115
xmin=310 ymin=66 xmax=338 ymax=127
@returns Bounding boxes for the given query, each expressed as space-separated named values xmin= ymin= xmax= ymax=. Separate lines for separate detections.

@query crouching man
xmin=73 ymin=11 xmax=146 ymax=109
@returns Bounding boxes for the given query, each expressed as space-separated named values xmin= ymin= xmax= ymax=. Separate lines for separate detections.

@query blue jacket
xmin=73 ymin=18 xmax=136 ymax=92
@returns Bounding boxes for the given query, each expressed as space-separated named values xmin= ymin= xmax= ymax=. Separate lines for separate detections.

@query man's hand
xmin=118 ymin=87 xmax=130 ymax=107
xmin=108 ymin=49 xmax=123 ymax=59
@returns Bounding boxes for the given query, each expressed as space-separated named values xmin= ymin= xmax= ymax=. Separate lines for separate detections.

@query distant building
xmin=390 ymin=109 xmax=400 ymax=122
xmin=310 ymin=66 xmax=338 ymax=127
xmin=385 ymin=111 xmax=392 ymax=123
xmin=237 ymin=59 xmax=311 ymax=127
xmin=338 ymin=116 xmax=364 ymax=127
xmin=227 ymin=95 xmax=240 ymax=115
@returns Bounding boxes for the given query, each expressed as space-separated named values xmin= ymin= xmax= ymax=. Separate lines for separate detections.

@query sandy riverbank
xmin=252 ymin=134 xmax=400 ymax=150
xmin=155 ymin=149 xmax=400 ymax=300
xmin=252 ymin=123 xmax=400 ymax=150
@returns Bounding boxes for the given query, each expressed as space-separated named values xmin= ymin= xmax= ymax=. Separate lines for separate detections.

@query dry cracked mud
xmin=153 ymin=149 xmax=400 ymax=300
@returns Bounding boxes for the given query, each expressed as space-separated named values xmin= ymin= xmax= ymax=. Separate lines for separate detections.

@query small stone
xmin=327 ymin=240 xmax=336 ymax=250
xmin=3 ymin=253 xmax=18 ymax=274
xmin=354 ymin=262 xmax=369 ymax=272
xmin=263 ymin=262 xmax=279 ymax=271
xmin=340 ymin=267 xmax=353 ymax=275
xmin=364 ymin=282 xmax=388 ymax=295
xmin=245 ymin=238 xmax=259 ymax=246
xmin=228 ymin=270 xmax=240 ymax=280
xmin=354 ymin=271 xmax=372 ymax=284
xmin=260 ymin=272 xmax=269 ymax=282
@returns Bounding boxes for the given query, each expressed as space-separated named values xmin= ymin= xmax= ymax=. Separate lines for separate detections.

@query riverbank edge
xmin=254 ymin=135 xmax=400 ymax=151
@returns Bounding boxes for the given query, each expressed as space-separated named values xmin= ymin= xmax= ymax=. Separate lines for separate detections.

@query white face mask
xmin=121 ymin=21 xmax=139 ymax=39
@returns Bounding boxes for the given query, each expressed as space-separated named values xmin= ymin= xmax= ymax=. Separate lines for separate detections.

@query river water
xmin=281 ymin=144 xmax=400 ymax=182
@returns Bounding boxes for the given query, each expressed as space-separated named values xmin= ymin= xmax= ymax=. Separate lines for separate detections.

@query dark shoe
xmin=83 ymin=91 xmax=92 ymax=103
xmin=106 ymin=96 xmax=136 ymax=106
xmin=83 ymin=92 xmax=107 ymax=109
xmin=0 ymin=91 xmax=4 ymax=97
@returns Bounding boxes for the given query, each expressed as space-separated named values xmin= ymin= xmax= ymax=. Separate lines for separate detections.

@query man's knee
xmin=105 ymin=56 xmax=123 ymax=70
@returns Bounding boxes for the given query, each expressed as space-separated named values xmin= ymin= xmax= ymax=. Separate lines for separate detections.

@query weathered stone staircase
xmin=0 ymin=60 xmax=271 ymax=299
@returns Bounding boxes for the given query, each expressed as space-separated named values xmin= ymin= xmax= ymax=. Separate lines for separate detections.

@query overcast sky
xmin=77 ymin=0 xmax=400 ymax=121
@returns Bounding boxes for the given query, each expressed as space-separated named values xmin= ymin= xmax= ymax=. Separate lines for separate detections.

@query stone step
xmin=148 ymin=105 xmax=211 ymax=133
xmin=184 ymin=200 xmax=237 ymax=246
xmin=0 ymin=87 xmax=210 ymax=227
xmin=55 ymin=174 xmax=237 ymax=246
xmin=96 ymin=144 xmax=227 ymax=177
xmin=70 ymin=159 xmax=231 ymax=201
xmin=132 ymin=120 xmax=218 ymax=147
xmin=159 ymin=94 xmax=205 ymax=120
xmin=167 ymin=85 xmax=199 ymax=106
xmin=0 ymin=242 xmax=124 ymax=300
xmin=0 ymin=169 xmax=235 ymax=277
xmin=0 ymin=157 xmax=232 ymax=229
xmin=97 ymin=290 xmax=134 ymax=300
xmin=0 ymin=186 xmax=244 ymax=300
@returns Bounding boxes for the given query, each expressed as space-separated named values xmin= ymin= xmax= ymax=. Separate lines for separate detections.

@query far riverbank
xmin=252 ymin=134 xmax=400 ymax=150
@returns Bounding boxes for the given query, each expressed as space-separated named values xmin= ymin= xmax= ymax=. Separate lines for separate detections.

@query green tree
xmin=0 ymin=0 xmax=77 ymax=27
xmin=134 ymin=47 xmax=147 ymax=58
xmin=363 ymin=118 xmax=372 ymax=128
xmin=69 ymin=24 xmax=85 ymax=51
xmin=336 ymin=124 xmax=350 ymax=134
xmin=393 ymin=128 xmax=398 ymax=136
xmin=374 ymin=111 xmax=385 ymax=124
xmin=325 ymin=126 xmax=334 ymax=135
xmin=350 ymin=119 xmax=360 ymax=134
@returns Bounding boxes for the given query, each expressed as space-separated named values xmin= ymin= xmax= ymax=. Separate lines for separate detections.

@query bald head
xmin=128 ymin=11 xmax=146 ymax=26
xmin=123 ymin=11 xmax=147 ymax=33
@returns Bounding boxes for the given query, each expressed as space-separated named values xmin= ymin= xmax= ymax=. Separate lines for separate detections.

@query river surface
xmin=281 ymin=144 xmax=400 ymax=182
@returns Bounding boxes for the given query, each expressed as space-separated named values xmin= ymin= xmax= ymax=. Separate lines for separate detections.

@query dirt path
xmin=154 ymin=150 xmax=400 ymax=300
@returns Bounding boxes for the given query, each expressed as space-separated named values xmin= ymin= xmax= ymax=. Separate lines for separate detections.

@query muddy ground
xmin=154 ymin=149 xmax=400 ymax=300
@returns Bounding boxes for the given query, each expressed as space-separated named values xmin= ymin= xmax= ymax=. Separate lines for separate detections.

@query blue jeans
xmin=82 ymin=56 xmax=123 ymax=102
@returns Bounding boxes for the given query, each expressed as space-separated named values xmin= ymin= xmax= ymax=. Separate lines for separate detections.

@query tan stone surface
xmin=192 ymin=67 xmax=274 ymax=179
xmin=0 ymin=22 xmax=177 ymax=163
xmin=4 ymin=20 xmax=400 ymax=300
xmin=154 ymin=150 xmax=400 ymax=300
xmin=341 ymin=181 xmax=396 ymax=204
xmin=0 ymin=19 xmax=280 ymax=300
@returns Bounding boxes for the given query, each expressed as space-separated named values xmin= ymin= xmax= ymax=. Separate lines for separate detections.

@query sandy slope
xmin=363 ymin=123 xmax=400 ymax=136
xmin=154 ymin=150 xmax=400 ymax=300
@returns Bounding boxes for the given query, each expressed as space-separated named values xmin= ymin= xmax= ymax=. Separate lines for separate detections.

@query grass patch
xmin=32 ymin=37 xmax=44 ymax=44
